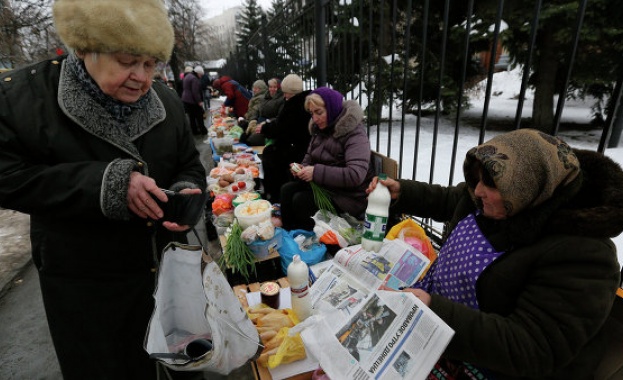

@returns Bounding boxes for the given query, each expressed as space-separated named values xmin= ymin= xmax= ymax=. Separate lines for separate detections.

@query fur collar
xmin=308 ymin=100 xmax=364 ymax=138
xmin=57 ymin=59 xmax=166 ymax=161
xmin=547 ymin=149 xmax=623 ymax=238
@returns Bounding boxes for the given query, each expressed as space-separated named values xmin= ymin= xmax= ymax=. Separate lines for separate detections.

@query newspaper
xmin=300 ymin=239 xmax=454 ymax=380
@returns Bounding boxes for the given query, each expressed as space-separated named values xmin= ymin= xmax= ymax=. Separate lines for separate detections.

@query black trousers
xmin=183 ymin=102 xmax=206 ymax=135
xmin=261 ymin=145 xmax=291 ymax=203
xmin=280 ymin=180 xmax=318 ymax=231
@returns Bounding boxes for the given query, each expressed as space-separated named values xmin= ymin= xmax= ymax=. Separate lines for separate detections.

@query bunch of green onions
xmin=292 ymin=163 xmax=337 ymax=216
xmin=219 ymin=220 xmax=256 ymax=282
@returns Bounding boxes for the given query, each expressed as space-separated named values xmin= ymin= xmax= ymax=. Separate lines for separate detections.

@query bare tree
xmin=0 ymin=0 xmax=58 ymax=68
xmin=166 ymin=0 xmax=211 ymax=90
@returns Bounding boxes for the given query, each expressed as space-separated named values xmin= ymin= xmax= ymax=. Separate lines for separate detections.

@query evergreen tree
xmin=476 ymin=0 xmax=623 ymax=132
xmin=235 ymin=0 xmax=264 ymax=86
xmin=262 ymin=0 xmax=305 ymax=79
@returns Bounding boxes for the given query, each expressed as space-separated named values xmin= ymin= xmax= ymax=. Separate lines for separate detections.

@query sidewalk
xmin=0 ymin=208 xmax=31 ymax=298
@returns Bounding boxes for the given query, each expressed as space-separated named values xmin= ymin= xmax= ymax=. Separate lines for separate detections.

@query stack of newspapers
xmin=300 ymin=239 xmax=454 ymax=380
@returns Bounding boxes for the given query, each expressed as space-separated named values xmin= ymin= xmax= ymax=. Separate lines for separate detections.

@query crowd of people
xmin=0 ymin=0 xmax=621 ymax=379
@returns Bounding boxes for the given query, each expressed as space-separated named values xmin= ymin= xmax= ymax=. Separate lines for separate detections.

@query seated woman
xmin=367 ymin=128 xmax=623 ymax=379
xmin=239 ymin=79 xmax=268 ymax=146
xmin=244 ymin=78 xmax=285 ymax=146
xmin=255 ymin=74 xmax=312 ymax=202
xmin=280 ymin=87 xmax=375 ymax=231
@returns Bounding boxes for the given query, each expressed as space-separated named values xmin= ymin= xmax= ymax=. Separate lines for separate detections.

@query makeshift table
xmin=233 ymin=277 xmax=315 ymax=380
xmin=219 ymin=235 xmax=284 ymax=286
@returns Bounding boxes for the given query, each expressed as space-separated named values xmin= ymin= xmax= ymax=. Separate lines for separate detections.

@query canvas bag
xmin=145 ymin=242 xmax=261 ymax=373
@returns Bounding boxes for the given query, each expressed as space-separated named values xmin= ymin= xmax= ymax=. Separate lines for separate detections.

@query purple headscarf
xmin=311 ymin=87 xmax=344 ymax=127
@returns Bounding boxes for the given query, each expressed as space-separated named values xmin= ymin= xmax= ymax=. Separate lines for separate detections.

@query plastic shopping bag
xmin=386 ymin=219 xmax=437 ymax=279
xmin=145 ymin=243 xmax=261 ymax=373
xmin=280 ymin=229 xmax=327 ymax=273
xmin=312 ymin=210 xmax=363 ymax=248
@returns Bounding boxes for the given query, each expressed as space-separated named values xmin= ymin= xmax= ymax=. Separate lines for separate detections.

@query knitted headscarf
xmin=310 ymin=87 xmax=344 ymax=126
xmin=463 ymin=129 xmax=580 ymax=217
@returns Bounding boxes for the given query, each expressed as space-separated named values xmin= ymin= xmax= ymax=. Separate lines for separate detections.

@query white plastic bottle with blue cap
xmin=361 ymin=173 xmax=391 ymax=252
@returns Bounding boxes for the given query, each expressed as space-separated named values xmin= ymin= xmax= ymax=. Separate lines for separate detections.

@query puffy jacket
xmin=303 ymin=100 xmax=375 ymax=219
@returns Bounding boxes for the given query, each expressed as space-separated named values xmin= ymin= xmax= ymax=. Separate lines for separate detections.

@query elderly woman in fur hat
xmin=367 ymin=129 xmax=623 ymax=379
xmin=0 ymin=0 xmax=206 ymax=378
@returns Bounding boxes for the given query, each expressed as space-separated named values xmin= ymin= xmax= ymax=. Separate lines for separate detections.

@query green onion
xmin=291 ymin=163 xmax=337 ymax=216
xmin=310 ymin=182 xmax=337 ymax=216
xmin=219 ymin=220 xmax=257 ymax=282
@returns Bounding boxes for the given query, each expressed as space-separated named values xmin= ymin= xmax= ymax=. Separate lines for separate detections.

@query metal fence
xmin=242 ymin=0 xmax=622 ymax=241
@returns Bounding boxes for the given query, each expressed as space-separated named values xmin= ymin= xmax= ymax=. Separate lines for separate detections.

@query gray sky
xmin=199 ymin=0 xmax=273 ymax=19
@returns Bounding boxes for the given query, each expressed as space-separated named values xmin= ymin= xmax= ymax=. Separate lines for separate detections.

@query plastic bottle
xmin=287 ymin=255 xmax=312 ymax=321
xmin=361 ymin=173 xmax=391 ymax=252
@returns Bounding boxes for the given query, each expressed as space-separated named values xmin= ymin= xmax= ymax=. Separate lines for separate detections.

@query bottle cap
xmin=378 ymin=173 xmax=387 ymax=180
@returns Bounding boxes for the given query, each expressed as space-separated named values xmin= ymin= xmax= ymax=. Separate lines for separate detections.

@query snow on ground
xmin=367 ymin=67 xmax=623 ymax=266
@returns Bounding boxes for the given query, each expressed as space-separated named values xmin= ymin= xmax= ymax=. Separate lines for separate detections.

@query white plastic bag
xmin=145 ymin=242 xmax=261 ymax=373
xmin=312 ymin=210 xmax=363 ymax=248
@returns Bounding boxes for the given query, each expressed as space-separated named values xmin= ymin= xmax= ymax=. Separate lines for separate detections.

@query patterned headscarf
xmin=463 ymin=129 xmax=580 ymax=217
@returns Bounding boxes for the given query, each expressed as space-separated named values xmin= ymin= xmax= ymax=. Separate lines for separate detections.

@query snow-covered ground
xmin=367 ymin=67 xmax=623 ymax=266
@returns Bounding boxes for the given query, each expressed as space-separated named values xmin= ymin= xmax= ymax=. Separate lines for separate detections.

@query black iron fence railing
xmin=236 ymin=0 xmax=623 ymax=241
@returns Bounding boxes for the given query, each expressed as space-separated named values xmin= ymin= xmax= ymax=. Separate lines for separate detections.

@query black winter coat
xmin=262 ymin=90 xmax=312 ymax=164
xmin=392 ymin=149 xmax=623 ymax=379
xmin=0 ymin=56 xmax=206 ymax=379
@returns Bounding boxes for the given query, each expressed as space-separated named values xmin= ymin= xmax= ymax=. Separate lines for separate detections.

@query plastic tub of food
xmin=234 ymin=200 xmax=272 ymax=230
xmin=232 ymin=191 xmax=261 ymax=208
xmin=247 ymin=228 xmax=283 ymax=258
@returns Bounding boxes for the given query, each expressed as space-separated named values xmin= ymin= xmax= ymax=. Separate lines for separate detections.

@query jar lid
xmin=260 ymin=281 xmax=280 ymax=296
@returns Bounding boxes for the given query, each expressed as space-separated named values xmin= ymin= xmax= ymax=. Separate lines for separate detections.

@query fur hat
xmin=253 ymin=80 xmax=268 ymax=91
xmin=53 ymin=0 xmax=174 ymax=62
xmin=194 ymin=66 xmax=204 ymax=75
xmin=281 ymin=74 xmax=303 ymax=94
xmin=184 ymin=66 xmax=193 ymax=73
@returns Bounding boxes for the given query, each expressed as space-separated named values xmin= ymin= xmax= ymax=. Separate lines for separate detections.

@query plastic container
xmin=213 ymin=136 xmax=234 ymax=155
xmin=361 ymin=173 xmax=391 ymax=252
xmin=287 ymin=254 xmax=312 ymax=321
xmin=234 ymin=200 xmax=272 ymax=229
xmin=248 ymin=228 xmax=283 ymax=258
xmin=232 ymin=191 xmax=261 ymax=208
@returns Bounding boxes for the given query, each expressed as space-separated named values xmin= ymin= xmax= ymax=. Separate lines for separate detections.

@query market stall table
xmin=219 ymin=234 xmax=284 ymax=286
xmin=233 ymin=278 xmax=315 ymax=380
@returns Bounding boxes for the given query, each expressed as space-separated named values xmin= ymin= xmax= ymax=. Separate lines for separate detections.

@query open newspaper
xmin=300 ymin=239 xmax=454 ymax=380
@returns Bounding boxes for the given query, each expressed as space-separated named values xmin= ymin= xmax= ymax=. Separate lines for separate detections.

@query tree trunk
xmin=532 ymin=27 xmax=557 ymax=133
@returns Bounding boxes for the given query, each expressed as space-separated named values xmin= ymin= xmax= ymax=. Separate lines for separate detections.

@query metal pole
xmin=315 ymin=0 xmax=327 ymax=87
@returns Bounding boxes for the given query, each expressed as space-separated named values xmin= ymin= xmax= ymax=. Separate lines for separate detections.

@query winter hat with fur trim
xmin=281 ymin=74 xmax=303 ymax=94
xmin=53 ymin=0 xmax=174 ymax=62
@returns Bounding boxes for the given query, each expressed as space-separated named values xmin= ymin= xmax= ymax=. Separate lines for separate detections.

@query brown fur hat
xmin=53 ymin=0 xmax=174 ymax=62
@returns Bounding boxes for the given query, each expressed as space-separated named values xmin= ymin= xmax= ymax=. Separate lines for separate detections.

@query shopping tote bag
xmin=145 ymin=242 xmax=261 ymax=373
